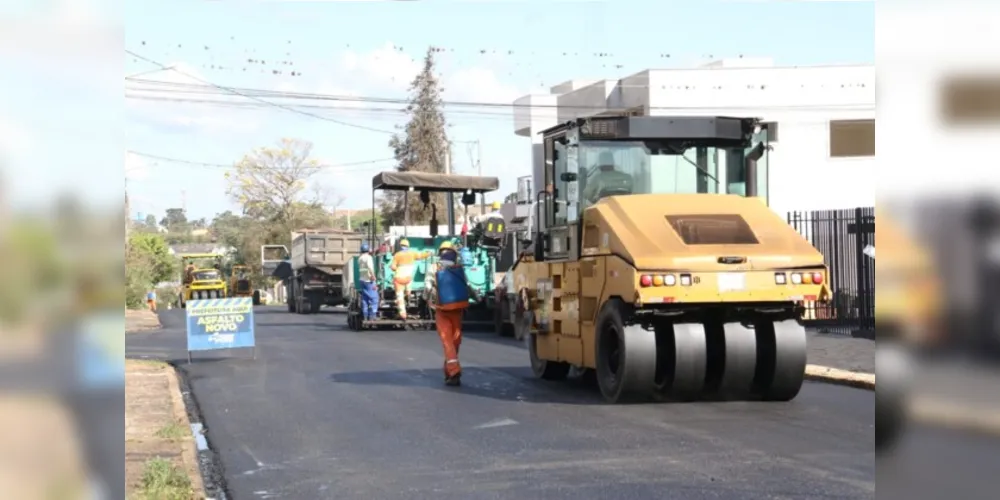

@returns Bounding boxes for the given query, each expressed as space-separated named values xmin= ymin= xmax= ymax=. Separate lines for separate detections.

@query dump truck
xmin=503 ymin=115 xmax=831 ymax=404
xmin=177 ymin=253 xmax=226 ymax=307
xmin=270 ymin=229 xmax=365 ymax=314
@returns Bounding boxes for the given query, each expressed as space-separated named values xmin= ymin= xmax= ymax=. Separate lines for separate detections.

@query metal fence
xmin=788 ymin=207 xmax=875 ymax=337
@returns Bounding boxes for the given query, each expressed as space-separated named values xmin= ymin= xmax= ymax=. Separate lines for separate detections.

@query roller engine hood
xmin=585 ymin=194 xmax=826 ymax=271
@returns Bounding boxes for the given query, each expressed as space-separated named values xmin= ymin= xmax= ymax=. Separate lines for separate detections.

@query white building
xmin=512 ymin=58 xmax=875 ymax=216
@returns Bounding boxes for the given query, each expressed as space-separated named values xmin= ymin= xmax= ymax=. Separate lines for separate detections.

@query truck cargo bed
xmin=290 ymin=230 xmax=365 ymax=270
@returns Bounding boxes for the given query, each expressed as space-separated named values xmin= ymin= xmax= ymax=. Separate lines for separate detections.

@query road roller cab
xmin=512 ymin=115 xmax=830 ymax=403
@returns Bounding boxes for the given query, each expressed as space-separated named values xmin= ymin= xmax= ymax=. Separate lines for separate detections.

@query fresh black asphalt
xmin=126 ymin=305 xmax=980 ymax=500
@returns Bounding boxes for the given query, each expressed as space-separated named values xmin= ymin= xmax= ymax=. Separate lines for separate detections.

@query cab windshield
xmin=193 ymin=270 xmax=221 ymax=281
xmin=568 ymin=140 xmax=768 ymax=210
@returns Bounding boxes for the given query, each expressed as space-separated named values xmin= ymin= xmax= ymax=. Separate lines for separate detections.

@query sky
xmin=0 ymin=0 xmax=873 ymax=221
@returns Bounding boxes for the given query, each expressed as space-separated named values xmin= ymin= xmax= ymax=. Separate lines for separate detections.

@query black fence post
xmin=787 ymin=206 xmax=876 ymax=336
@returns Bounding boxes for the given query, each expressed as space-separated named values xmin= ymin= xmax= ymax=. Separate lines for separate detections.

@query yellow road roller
xmin=508 ymin=116 xmax=831 ymax=403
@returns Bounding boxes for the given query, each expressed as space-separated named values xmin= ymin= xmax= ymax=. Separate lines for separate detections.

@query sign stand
xmin=185 ymin=297 xmax=257 ymax=363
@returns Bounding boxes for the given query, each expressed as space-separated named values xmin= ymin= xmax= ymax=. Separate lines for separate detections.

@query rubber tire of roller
xmin=716 ymin=322 xmax=758 ymax=397
xmin=594 ymin=300 xmax=656 ymax=404
xmin=528 ymin=333 xmax=570 ymax=380
xmin=751 ymin=319 xmax=807 ymax=402
xmin=654 ymin=323 xmax=708 ymax=401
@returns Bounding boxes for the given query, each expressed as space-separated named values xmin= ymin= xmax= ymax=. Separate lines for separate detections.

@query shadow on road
xmin=329 ymin=366 xmax=617 ymax=405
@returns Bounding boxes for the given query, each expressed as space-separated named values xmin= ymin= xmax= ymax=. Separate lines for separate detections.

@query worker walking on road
xmin=427 ymin=241 xmax=481 ymax=386
xmin=146 ymin=289 xmax=157 ymax=312
xmin=390 ymin=238 xmax=431 ymax=319
xmin=357 ymin=242 xmax=379 ymax=321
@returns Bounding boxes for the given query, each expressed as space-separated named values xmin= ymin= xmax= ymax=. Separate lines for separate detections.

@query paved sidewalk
xmin=807 ymin=331 xmax=874 ymax=374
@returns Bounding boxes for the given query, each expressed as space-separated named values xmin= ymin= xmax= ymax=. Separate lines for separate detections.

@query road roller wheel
xmin=528 ymin=333 xmax=571 ymax=380
xmin=594 ymin=300 xmax=656 ymax=403
xmin=751 ymin=319 xmax=807 ymax=401
xmin=653 ymin=323 xmax=708 ymax=401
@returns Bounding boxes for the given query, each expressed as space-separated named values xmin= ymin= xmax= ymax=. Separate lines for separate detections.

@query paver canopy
xmin=371 ymin=171 xmax=499 ymax=193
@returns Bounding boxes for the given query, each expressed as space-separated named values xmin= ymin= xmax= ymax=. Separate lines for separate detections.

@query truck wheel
xmin=495 ymin=300 xmax=514 ymax=337
xmin=297 ymin=296 xmax=311 ymax=314
xmin=528 ymin=333 xmax=570 ymax=381
xmin=595 ymin=300 xmax=656 ymax=403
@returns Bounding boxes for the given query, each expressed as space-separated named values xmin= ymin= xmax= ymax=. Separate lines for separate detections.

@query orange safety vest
xmin=391 ymin=249 xmax=427 ymax=285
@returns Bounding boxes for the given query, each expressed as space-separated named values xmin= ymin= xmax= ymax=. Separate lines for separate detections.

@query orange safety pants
xmin=147 ymin=299 xmax=157 ymax=312
xmin=435 ymin=308 xmax=464 ymax=378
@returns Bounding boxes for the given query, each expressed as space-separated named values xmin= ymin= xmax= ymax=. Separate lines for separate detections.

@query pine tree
xmin=380 ymin=47 xmax=449 ymax=226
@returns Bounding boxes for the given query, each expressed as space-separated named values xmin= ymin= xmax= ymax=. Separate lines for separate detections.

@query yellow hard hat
xmin=491 ymin=201 xmax=502 ymax=210
xmin=439 ymin=240 xmax=454 ymax=251
xmin=399 ymin=238 xmax=410 ymax=247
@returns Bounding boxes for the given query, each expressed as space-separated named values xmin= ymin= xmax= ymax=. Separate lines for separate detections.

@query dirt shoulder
xmin=126 ymin=309 xmax=162 ymax=333
xmin=126 ymin=360 xmax=204 ymax=499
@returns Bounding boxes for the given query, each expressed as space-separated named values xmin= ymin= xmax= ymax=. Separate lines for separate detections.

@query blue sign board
xmin=185 ymin=297 xmax=256 ymax=353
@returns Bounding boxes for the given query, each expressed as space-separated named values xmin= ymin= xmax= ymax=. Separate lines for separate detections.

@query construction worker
xmin=357 ymin=242 xmax=379 ymax=322
xmin=184 ymin=263 xmax=196 ymax=284
xmin=146 ymin=289 xmax=157 ymax=312
xmin=476 ymin=201 xmax=503 ymax=224
xmin=389 ymin=238 xmax=432 ymax=319
xmin=583 ymin=151 xmax=634 ymax=204
xmin=427 ymin=241 xmax=481 ymax=386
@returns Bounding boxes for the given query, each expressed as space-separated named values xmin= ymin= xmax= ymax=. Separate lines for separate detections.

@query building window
xmin=940 ymin=75 xmax=1000 ymax=124
xmin=829 ymin=120 xmax=875 ymax=158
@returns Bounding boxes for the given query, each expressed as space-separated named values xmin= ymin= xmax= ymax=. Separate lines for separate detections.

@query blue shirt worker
xmin=146 ymin=289 xmax=157 ymax=312
xmin=358 ymin=242 xmax=379 ymax=321
xmin=427 ymin=240 xmax=481 ymax=386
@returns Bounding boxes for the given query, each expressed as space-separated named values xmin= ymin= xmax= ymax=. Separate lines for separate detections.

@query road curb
xmin=910 ymin=397 xmax=1000 ymax=437
xmin=805 ymin=365 xmax=1000 ymax=436
xmin=805 ymin=364 xmax=875 ymax=390
xmin=165 ymin=365 xmax=208 ymax=497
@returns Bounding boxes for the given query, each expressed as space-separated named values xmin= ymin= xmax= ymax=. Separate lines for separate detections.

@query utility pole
xmin=445 ymin=142 xmax=456 ymax=236
xmin=476 ymin=140 xmax=485 ymax=215
xmin=181 ymin=189 xmax=187 ymax=213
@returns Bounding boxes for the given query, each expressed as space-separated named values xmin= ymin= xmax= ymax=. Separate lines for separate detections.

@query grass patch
xmin=155 ymin=421 xmax=187 ymax=441
xmin=135 ymin=457 xmax=193 ymax=500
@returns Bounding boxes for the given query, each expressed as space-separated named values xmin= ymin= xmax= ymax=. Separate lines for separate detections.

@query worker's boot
xmin=445 ymin=373 xmax=461 ymax=387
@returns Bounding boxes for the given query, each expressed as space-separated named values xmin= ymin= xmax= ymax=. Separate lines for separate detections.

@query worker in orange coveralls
xmin=389 ymin=238 xmax=432 ymax=319
xmin=427 ymin=240 xmax=481 ymax=386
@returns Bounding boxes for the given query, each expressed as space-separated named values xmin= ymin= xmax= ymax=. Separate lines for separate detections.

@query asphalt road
xmin=126 ymin=306 xmax=888 ymax=500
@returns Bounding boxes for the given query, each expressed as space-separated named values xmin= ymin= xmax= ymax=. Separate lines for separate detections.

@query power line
xmin=125 ymin=49 xmax=399 ymax=134
xmin=127 ymin=150 xmax=398 ymax=170
xmin=126 ymin=78 xmax=873 ymax=113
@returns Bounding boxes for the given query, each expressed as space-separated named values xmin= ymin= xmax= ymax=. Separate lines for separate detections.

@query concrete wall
xmin=511 ymin=60 xmax=876 ymax=216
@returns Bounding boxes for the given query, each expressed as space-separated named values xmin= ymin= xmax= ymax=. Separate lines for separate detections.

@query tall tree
xmin=225 ymin=138 xmax=328 ymax=224
xmin=223 ymin=139 xmax=339 ymax=279
xmin=381 ymin=47 xmax=449 ymax=226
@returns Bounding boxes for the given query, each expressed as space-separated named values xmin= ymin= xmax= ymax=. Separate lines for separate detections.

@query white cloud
xmin=125 ymin=151 xmax=150 ymax=181
xmin=444 ymin=67 xmax=521 ymax=104
xmin=335 ymin=42 xmax=522 ymax=106
xmin=340 ymin=42 xmax=421 ymax=92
